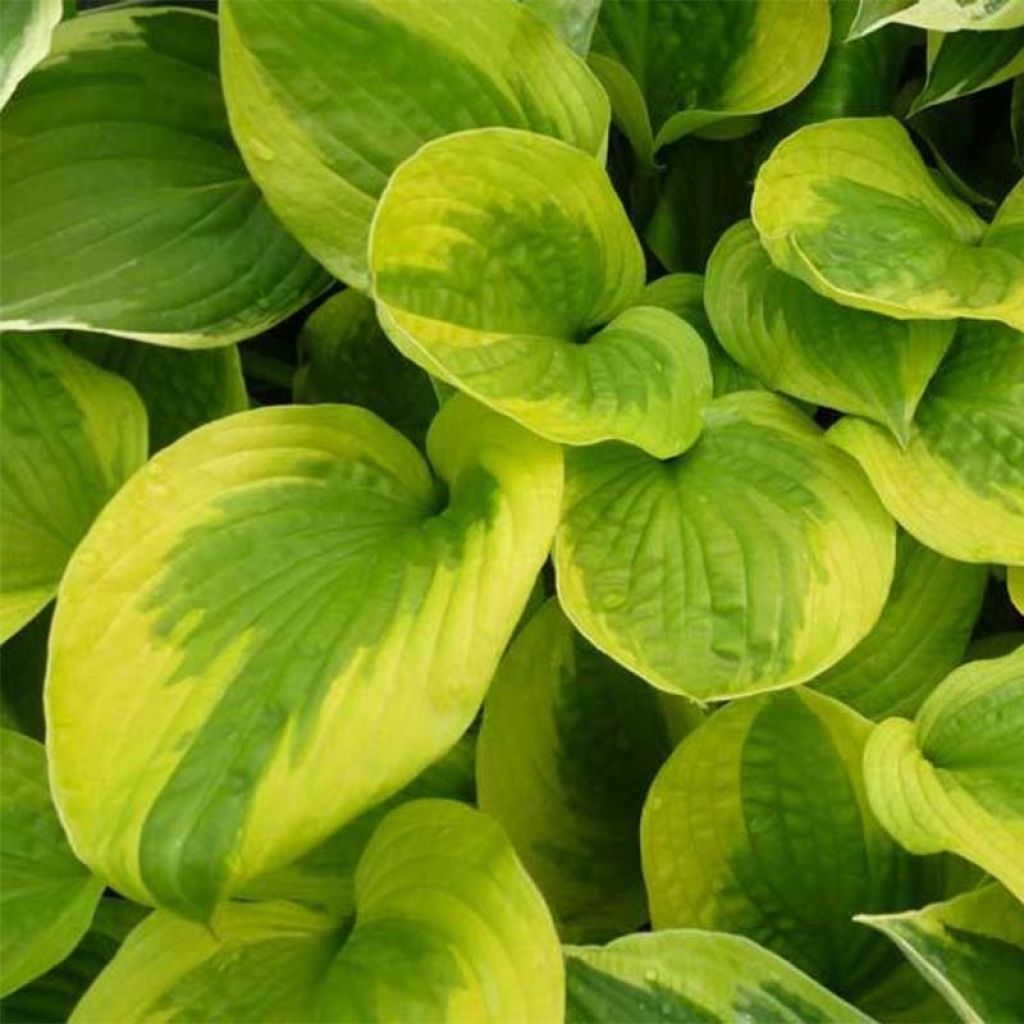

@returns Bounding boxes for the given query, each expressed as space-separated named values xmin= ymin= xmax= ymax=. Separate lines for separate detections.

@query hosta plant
xmin=0 ymin=0 xmax=1022 ymax=1021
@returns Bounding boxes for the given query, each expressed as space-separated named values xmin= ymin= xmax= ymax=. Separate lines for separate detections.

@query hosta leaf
xmin=238 ymin=735 xmax=476 ymax=919
xmin=1010 ymin=565 xmax=1024 ymax=614
xmin=644 ymin=133 xmax=761 ymax=275
xmin=642 ymin=689 xmax=932 ymax=999
xmin=0 ymin=334 xmax=147 ymax=643
xmin=589 ymin=0 xmax=831 ymax=159
xmin=813 ymin=533 xmax=987 ymax=720
xmin=0 ymin=730 xmax=103 ymax=998
xmin=864 ymin=646 xmax=1024 ymax=902
xmin=0 ymin=900 xmax=147 ymax=1024
xmin=858 ymin=883 xmax=1024 ymax=1024
xmin=220 ymin=0 xmax=608 ymax=291
xmin=72 ymin=801 xmax=563 ymax=1024
xmin=0 ymin=604 xmax=49 ymax=740
xmin=477 ymin=599 xmax=692 ymax=942
xmin=0 ymin=0 xmax=60 ymax=109
xmin=371 ymin=128 xmax=712 ymax=458
xmin=293 ymin=290 xmax=437 ymax=447
xmin=829 ymin=320 xmax=1024 ymax=565
xmin=68 ymin=333 xmax=247 ymax=453
xmin=850 ymin=0 xmax=1024 ymax=34
xmin=47 ymin=394 xmax=563 ymax=920
xmin=763 ymin=0 xmax=912 ymax=145
xmin=555 ymin=391 xmax=895 ymax=701
xmin=0 ymin=8 xmax=329 ymax=347
xmin=753 ymin=118 xmax=1024 ymax=328
xmin=706 ymin=220 xmax=954 ymax=442
xmin=912 ymin=29 xmax=1024 ymax=113
xmin=565 ymin=930 xmax=871 ymax=1023
xmin=640 ymin=274 xmax=764 ymax=397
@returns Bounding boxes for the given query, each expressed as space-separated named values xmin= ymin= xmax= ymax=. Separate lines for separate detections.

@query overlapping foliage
xmin=0 ymin=0 xmax=1022 ymax=1020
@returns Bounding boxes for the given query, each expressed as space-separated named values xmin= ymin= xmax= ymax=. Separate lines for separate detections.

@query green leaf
xmin=1 ymin=729 xmax=103 ymax=998
xmin=0 ymin=333 xmax=147 ymax=643
xmin=0 ymin=7 xmax=330 ymax=347
xmin=0 ymin=0 xmax=60 ymax=108
xmin=753 ymin=117 xmax=1024 ymax=329
xmin=555 ymin=391 xmax=895 ymax=701
xmin=850 ymin=0 xmax=1024 ymax=35
xmin=67 ymin=333 xmax=247 ymax=453
xmin=763 ymin=0 xmax=912 ymax=146
xmin=46 ymin=394 xmax=563 ymax=920
xmin=863 ymin=646 xmax=1024 ymax=903
xmin=220 ymin=0 xmax=609 ymax=291
xmin=1009 ymin=565 xmax=1024 ymax=614
xmin=858 ymin=883 xmax=1024 ymax=1024
xmin=72 ymin=801 xmax=563 ymax=1024
xmin=706 ymin=219 xmax=954 ymax=442
xmin=812 ymin=532 xmax=987 ymax=720
xmin=0 ymin=900 xmax=147 ymax=1024
xmin=237 ymin=734 xmax=476 ymax=920
xmin=643 ymin=134 xmax=761 ymax=274
xmin=589 ymin=0 xmax=831 ymax=158
xmin=642 ymin=689 xmax=934 ymax=1000
xmin=0 ymin=604 xmax=48 ymax=741
xmin=640 ymin=274 xmax=765 ymax=397
xmin=477 ymin=599 xmax=693 ymax=942
xmin=293 ymin=290 xmax=437 ymax=448
xmin=519 ymin=0 xmax=601 ymax=55
xmin=565 ymin=929 xmax=872 ymax=1023
xmin=912 ymin=28 xmax=1024 ymax=113
xmin=828 ymin=320 xmax=1024 ymax=565
xmin=371 ymin=127 xmax=712 ymax=458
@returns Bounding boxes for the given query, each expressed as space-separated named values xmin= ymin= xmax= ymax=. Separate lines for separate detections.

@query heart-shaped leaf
xmin=220 ymin=0 xmax=609 ymax=290
xmin=371 ymin=128 xmax=712 ymax=458
xmin=0 ymin=0 xmax=60 ymax=108
xmin=1 ymin=729 xmax=103 ymax=998
xmin=865 ymin=646 xmax=1024 ymax=902
xmin=642 ymin=688 xmax=936 ymax=1000
xmin=589 ymin=0 xmax=831 ymax=159
xmin=0 ymin=334 xmax=147 ymax=642
xmin=555 ymin=391 xmax=895 ymax=701
xmin=565 ymin=930 xmax=872 ymax=1023
xmin=753 ymin=118 xmax=1024 ymax=329
xmin=812 ymin=532 xmax=987 ymax=720
xmin=0 ymin=8 xmax=330 ymax=347
xmin=47 ymin=394 xmax=563 ymax=920
xmin=477 ymin=598 xmax=694 ymax=942
xmin=858 ymin=883 xmax=1024 ymax=1024
xmin=71 ymin=801 xmax=563 ymax=1024
xmin=829 ymin=320 xmax=1024 ymax=565
xmin=706 ymin=220 xmax=954 ymax=442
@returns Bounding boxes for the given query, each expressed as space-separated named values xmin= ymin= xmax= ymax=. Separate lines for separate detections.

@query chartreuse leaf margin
xmin=46 ymin=394 xmax=563 ymax=920
xmin=0 ymin=334 xmax=147 ymax=642
xmin=858 ymin=883 xmax=1024 ymax=1023
xmin=370 ymin=127 xmax=711 ymax=458
xmin=71 ymin=800 xmax=563 ymax=1024
xmin=220 ymin=0 xmax=609 ymax=290
xmin=1 ymin=729 xmax=103 ymax=998
xmin=555 ymin=391 xmax=895 ymax=701
xmin=477 ymin=598 xmax=687 ymax=942
xmin=753 ymin=118 xmax=1024 ymax=329
xmin=829 ymin=320 xmax=1024 ymax=566
xmin=565 ymin=930 xmax=871 ymax=1023
xmin=864 ymin=646 xmax=1024 ymax=902
xmin=642 ymin=687 xmax=931 ymax=1001
xmin=0 ymin=7 xmax=330 ymax=347
xmin=589 ymin=0 xmax=831 ymax=160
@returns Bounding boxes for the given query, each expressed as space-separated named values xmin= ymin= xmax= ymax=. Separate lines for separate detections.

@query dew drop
xmin=643 ymin=968 xmax=658 ymax=983
xmin=649 ymin=795 xmax=664 ymax=812
xmin=249 ymin=138 xmax=276 ymax=162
